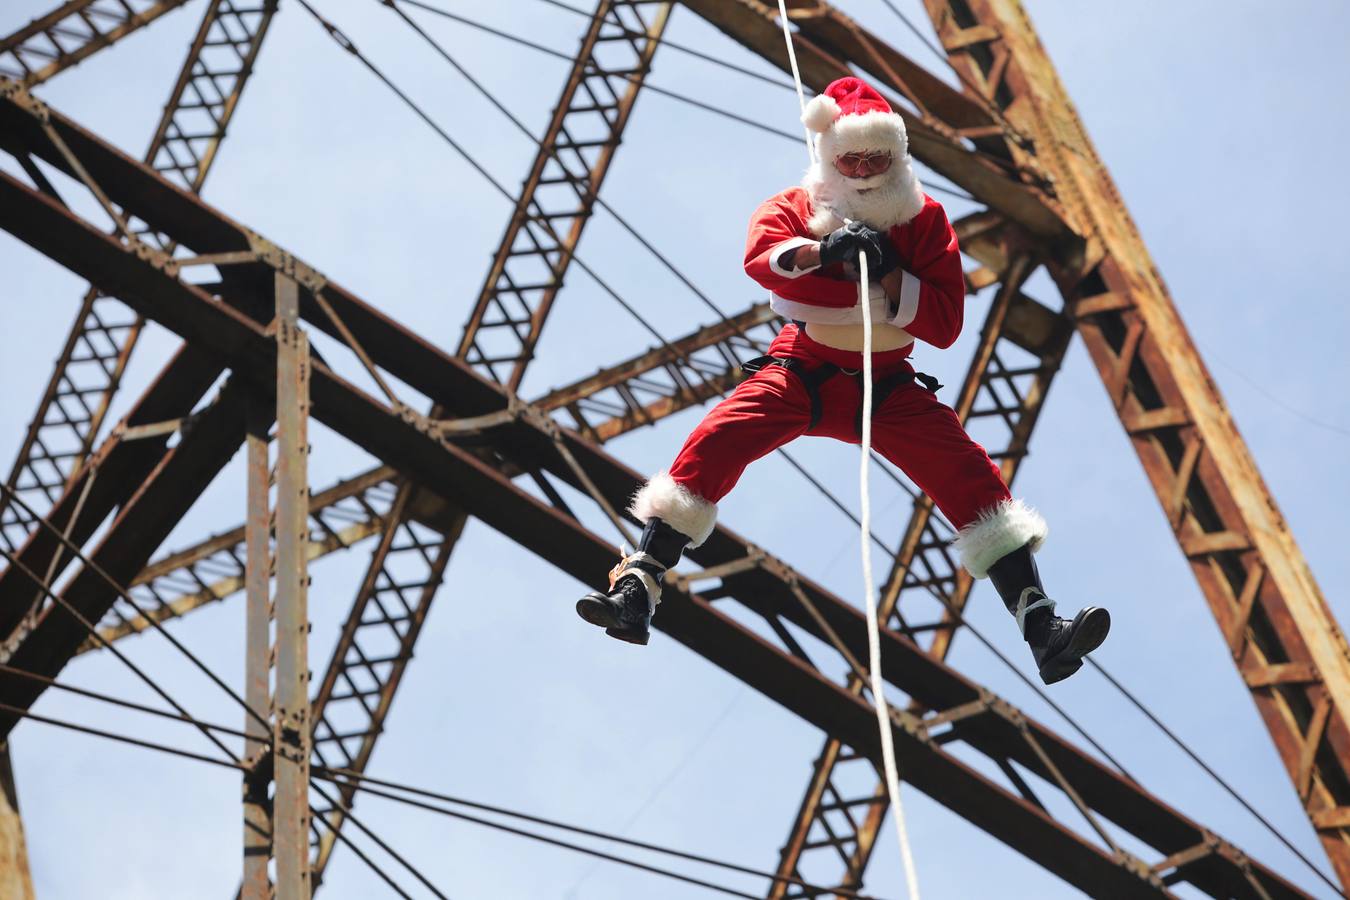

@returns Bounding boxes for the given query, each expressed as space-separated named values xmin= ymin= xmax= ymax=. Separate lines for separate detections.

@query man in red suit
xmin=577 ymin=77 xmax=1109 ymax=684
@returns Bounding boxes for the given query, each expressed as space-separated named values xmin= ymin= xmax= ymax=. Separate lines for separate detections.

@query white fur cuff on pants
xmin=628 ymin=472 xmax=718 ymax=547
xmin=952 ymin=498 xmax=1048 ymax=579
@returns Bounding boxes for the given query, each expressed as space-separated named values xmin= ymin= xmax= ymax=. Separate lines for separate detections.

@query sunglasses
xmin=834 ymin=151 xmax=893 ymax=178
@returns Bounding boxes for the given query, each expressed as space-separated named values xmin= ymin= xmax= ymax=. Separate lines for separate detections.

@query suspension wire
xmin=0 ymin=663 xmax=258 ymax=743
xmin=1086 ymin=657 xmax=1345 ymax=897
xmin=381 ymin=0 xmax=973 ymax=202
xmin=0 ymin=541 xmax=242 ymax=761
xmin=309 ymin=807 xmax=417 ymax=900
xmin=378 ymin=0 xmax=933 ymax=525
xmin=0 ymin=483 xmax=270 ymax=733
xmin=311 ymin=767 xmax=886 ymax=900
xmin=4 ymin=699 xmax=428 ymax=896
xmin=306 ymin=0 xmax=905 ymax=553
xmin=310 ymin=778 xmax=447 ymax=899
xmin=312 ymin=763 xmax=881 ymax=898
xmin=526 ymin=0 xmax=798 ymax=91
xmin=385 ymin=0 xmax=798 ymax=142
xmin=293 ymin=7 xmax=1298 ymax=873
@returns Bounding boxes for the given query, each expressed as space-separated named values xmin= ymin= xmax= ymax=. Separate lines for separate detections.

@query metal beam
xmin=0 ymin=0 xmax=193 ymax=87
xmin=920 ymin=0 xmax=1350 ymax=887
xmin=307 ymin=1 xmax=673 ymax=882
xmin=0 ymin=0 xmax=278 ymax=552
xmin=769 ymin=244 xmax=1076 ymax=895
xmin=0 ymin=129 xmax=1309 ymax=896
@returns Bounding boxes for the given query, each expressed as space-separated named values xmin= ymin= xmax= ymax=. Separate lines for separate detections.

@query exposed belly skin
xmin=805 ymin=321 xmax=914 ymax=352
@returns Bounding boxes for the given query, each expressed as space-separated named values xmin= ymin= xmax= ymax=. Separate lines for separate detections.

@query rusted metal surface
xmin=0 ymin=748 xmax=34 ymax=900
xmin=0 ymin=0 xmax=278 ymax=553
xmin=80 ymin=468 xmax=397 ymax=651
xmin=86 ymin=303 xmax=778 ymax=651
xmin=0 ymin=132 xmax=1314 ymax=897
xmin=305 ymin=2 xmax=675 ymax=881
xmin=675 ymin=0 xmax=1067 ymax=240
xmin=920 ymin=0 xmax=1350 ymax=887
xmin=308 ymin=493 xmax=464 ymax=885
xmin=457 ymin=0 xmax=672 ymax=389
xmin=769 ymin=246 xmax=1075 ymax=897
xmin=240 ymin=402 xmax=271 ymax=900
xmin=0 ymin=0 xmax=193 ymax=86
xmin=272 ymin=273 xmax=311 ymax=900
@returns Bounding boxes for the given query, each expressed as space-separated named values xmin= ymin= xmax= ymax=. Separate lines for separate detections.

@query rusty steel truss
xmin=0 ymin=0 xmax=1344 ymax=896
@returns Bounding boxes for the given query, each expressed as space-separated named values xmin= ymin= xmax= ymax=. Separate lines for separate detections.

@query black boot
xmin=576 ymin=518 xmax=692 ymax=645
xmin=986 ymin=543 xmax=1110 ymax=685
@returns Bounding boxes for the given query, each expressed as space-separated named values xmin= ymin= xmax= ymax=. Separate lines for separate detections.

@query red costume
xmin=581 ymin=77 xmax=1107 ymax=687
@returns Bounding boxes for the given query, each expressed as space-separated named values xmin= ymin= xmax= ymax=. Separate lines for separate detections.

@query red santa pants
xmin=666 ymin=325 xmax=1011 ymax=531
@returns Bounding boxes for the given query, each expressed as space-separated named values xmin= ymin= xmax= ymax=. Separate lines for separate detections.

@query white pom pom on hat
xmin=801 ymin=93 xmax=840 ymax=133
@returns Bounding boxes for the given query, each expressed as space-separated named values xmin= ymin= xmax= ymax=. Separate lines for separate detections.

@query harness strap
xmin=742 ymin=355 xmax=839 ymax=430
xmin=743 ymin=354 xmax=942 ymax=436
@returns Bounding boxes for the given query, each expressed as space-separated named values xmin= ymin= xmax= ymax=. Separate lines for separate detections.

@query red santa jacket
xmin=743 ymin=187 xmax=965 ymax=349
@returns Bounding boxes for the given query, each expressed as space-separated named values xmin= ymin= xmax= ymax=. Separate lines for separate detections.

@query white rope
xmin=858 ymin=255 xmax=920 ymax=900
xmin=774 ymin=0 xmax=818 ymax=165
xmin=770 ymin=7 xmax=919 ymax=894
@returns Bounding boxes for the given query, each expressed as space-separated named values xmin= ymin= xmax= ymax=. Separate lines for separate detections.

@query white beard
xmin=802 ymin=157 xmax=925 ymax=237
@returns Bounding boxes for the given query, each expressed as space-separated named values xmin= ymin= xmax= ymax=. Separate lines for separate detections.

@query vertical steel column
xmin=921 ymin=0 xmax=1350 ymax=885
xmin=273 ymin=274 xmax=311 ymax=900
xmin=0 ymin=747 xmax=34 ymax=900
xmin=241 ymin=402 xmax=273 ymax=900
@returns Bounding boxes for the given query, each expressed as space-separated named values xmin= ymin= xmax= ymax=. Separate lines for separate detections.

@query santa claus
xmin=576 ymin=76 xmax=1110 ymax=685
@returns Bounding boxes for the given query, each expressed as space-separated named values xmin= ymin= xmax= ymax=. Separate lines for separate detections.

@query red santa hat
xmin=800 ymin=76 xmax=909 ymax=163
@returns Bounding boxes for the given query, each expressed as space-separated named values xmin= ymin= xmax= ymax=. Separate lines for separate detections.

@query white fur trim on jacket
xmin=952 ymin=498 xmax=1048 ymax=579
xmin=628 ymin=472 xmax=718 ymax=547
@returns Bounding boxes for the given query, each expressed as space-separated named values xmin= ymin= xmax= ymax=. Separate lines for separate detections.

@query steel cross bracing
xmin=909 ymin=0 xmax=1350 ymax=888
xmin=0 ymin=0 xmax=194 ymax=86
xmin=306 ymin=0 xmax=676 ymax=882
xmin=0 ymin=94 xmax=1318 ymax=896
xmin=0 ymin=0 xmax=277 ymax=553
xmin=770 ymin=235 xmax=1075 ymax=896
xmin=456 ymin=0 xmax=672 ymax=391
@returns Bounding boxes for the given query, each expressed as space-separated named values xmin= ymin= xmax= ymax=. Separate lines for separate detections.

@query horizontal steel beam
xmin=0 ymin=103 xmax=1307 ymax=894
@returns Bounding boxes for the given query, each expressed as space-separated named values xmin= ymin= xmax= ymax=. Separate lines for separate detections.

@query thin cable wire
xmin=313 ymin=0 xmax=907 ymax=552
xmin=299 ymin=1 xmax=1166 ymax=849
xmin=1086 ymin=657 xmax=1345 ymax=897
xmin=4 ymin=701 xmax=428 ymax=896
xmin=0 ymin=483 xmax=270 ymax=734
xmin=311 ymin=778 xmax=446 ymax=899
xmin=311 ymin=766 xmax=885 ymax=900
xmin=0 ymin=542 xmax=242 ymax=761
xmin=0 ymin=663 xmax=258 ymax=742
xmin=387 ymin=0 xmax=799 ymax=142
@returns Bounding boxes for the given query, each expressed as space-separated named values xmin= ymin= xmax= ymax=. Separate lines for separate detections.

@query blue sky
xmin=1 ymin=1 xmax=1348 ymax=898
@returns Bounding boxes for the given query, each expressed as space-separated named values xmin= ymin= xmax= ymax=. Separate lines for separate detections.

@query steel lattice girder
xmin=0 ymin=94 xmax=1312 ymax=898
xmin=0 ymin=0 xmax=278 ymax=553
xmin=98 ymin=302 xmax=779 ymax=653
xmin=0 ymin=0 xmax=194 ymax=86
xmin=915 ymin=0 xmax=1350 ymax=887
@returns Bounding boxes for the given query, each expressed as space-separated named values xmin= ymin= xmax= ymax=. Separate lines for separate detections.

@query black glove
xmin=818 ymin=221 xmax=889 ymax=272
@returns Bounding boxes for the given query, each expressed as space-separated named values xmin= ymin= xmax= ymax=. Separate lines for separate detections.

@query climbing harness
xmin=774 ymin=2 xmax=921 ymax=895
xmin=740 ymin=354 xmax=942 ymax=436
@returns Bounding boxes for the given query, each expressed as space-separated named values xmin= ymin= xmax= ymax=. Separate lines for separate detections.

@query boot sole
xmin=576 ymin=593 xmax=620 ymax=629
xmin=1039 ymin=607 xmax=1111 ymax=685
xmin=576 ymin=594 xmax=651 ymax=646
